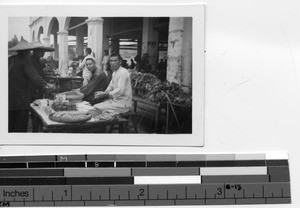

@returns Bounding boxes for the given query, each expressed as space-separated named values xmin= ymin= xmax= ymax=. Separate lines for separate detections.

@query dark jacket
xmin=80 ymin=70 xmax=109 ymax=105
xmin=30 ymin=54 xmax=47 ymax=100
xmin=9 ymin=56 xmax=47 ymax=110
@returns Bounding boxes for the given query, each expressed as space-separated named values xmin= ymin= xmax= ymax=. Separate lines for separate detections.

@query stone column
xmin=167 ymin=17 xmax=193 ymax=93
xmin=57 ymin=30 xmax=69 ymax=76
xmin=76 ymin=26 xmax=85 ymax=57
xmin=86 ymin=17 xmax=104 ymax=70
xmin=181 ymin=17 xmax=192 ymax=92
xmin=54 ymin=33 xmax=59 ymax=60
xmin=142 ymin=18 xmax=158 ymax=72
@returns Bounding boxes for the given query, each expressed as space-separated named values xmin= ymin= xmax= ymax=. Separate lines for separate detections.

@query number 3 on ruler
xmin=217 ymin=188 xmax=223 ymax=195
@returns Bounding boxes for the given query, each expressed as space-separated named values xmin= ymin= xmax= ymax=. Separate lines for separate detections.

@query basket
xmin=62 ymin=91 xmax=84 ymax=104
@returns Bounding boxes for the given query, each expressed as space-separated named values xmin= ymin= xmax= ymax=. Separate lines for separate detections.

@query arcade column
xmin=166 ymin=17 xmax=192 ymax=93
xmin=142 ymin=18 xmax=158 ymax=72
xmin=57 ymin=30 xmax=69 ymax=76
xmin=86 ymin=17 xmax=104 ymax=70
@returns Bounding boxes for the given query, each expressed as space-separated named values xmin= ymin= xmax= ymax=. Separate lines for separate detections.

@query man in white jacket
xmin=94 ymin=53 xmax=132 ymax=114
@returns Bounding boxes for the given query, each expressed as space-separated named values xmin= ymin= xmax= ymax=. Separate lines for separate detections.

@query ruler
xmin=0 ymin=153 xmax=291 ymax=206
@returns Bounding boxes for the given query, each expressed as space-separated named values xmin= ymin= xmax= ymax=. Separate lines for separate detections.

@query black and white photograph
xmin=1 ymin=4 xmax=205 ymax=146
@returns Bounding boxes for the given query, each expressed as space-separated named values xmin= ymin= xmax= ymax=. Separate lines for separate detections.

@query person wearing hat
xmin=77 ymin=48 xmax=94 ymax=86
xmin=30 ymin=44 xmax=55 ymax=101
xmin=8 ymin=38 xmax=56 ymax=132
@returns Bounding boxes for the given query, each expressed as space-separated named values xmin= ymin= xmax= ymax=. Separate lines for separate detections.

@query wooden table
xmin=30 ymin=104 xmax=128 ymax=133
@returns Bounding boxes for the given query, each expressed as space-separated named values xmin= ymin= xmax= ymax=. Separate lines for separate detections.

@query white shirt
xmin=105 ymin=66 xmax=132 ymax=108
xmin=78 ymin=54 xmax=94 ymax=86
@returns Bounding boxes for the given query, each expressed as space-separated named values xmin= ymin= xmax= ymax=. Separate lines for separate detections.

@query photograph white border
xmin=0 ymin=3 xmax=205 ymax=147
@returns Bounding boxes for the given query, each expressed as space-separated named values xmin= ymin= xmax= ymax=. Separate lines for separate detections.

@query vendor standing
xmin=94 ymin=53 xmax=132 ymax=114
xmin=8 ymin=39 xmax=56 ymax=132
xmin=30 ymin=46 xmax=55 ymax=100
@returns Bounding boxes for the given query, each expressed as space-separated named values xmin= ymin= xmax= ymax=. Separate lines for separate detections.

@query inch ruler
xmin=0 ymin=153 xmax=291 ymax=206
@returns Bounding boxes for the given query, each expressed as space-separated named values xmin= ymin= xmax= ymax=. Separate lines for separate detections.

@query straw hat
xmin=8 ymin=37 xmax=38 ymax=51
xmin=8 ymin=37 xmax=55 ymax=52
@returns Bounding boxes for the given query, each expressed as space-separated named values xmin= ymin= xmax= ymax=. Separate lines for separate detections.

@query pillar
xmin=76 ymin=26 xmax=85 ymax=57
xmin=57 ymin=30 xmax=69 ymax=76
xmin=54 ymin=33 xmax=59 ymax=59
xmin=142 ymin=18 xmax=159 ymax=72
xmin=86 ymin=17 xmax=104 ymax=70
xmin=166 ymin=17 xmax=192 ymax=93
xmin=181 ymin=17 xmax=192 ymax=92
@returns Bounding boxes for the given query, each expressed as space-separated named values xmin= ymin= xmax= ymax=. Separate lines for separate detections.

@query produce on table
xmin=130 ymin=71 xmax=192 ymax=106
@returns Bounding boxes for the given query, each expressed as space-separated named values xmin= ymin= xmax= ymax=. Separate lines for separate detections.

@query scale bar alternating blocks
xmin=0 ymin=153 xmax=291 ymax=206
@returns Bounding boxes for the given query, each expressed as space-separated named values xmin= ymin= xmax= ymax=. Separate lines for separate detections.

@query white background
xmin=1 ymin=0 xmax=300 ymax=207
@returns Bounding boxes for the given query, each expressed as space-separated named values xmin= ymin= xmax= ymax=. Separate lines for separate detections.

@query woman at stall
xmin=8 ymin=39 xmax=56 ymax=132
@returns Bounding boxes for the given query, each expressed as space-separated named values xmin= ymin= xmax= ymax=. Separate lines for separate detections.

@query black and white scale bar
xmin=0 ymin=177 xmax=134 ymax=185
xmin=0 ymin=160 xmax=289 ymax=169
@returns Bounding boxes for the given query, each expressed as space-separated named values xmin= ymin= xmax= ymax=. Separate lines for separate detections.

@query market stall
xmin=30 ymin=92 xmax=128 ymax=133
xmin=130 ymin=71 xmax=192 ymax=133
